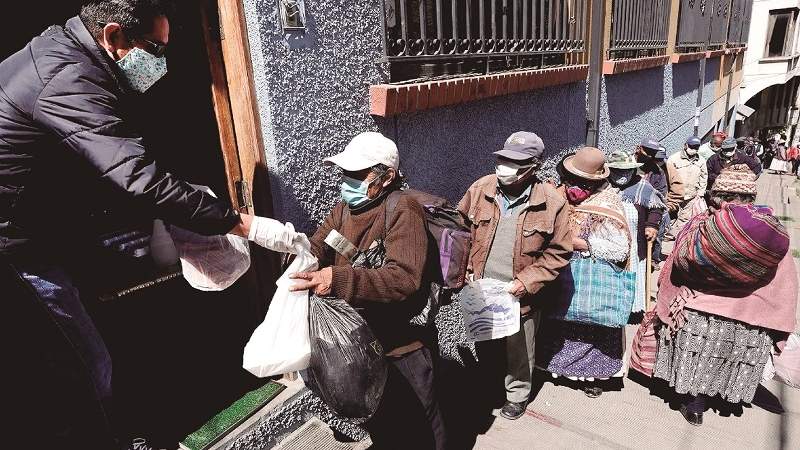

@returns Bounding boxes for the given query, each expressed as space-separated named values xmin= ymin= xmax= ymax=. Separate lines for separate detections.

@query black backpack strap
xmin=384 ymin=189 xmax=404 ymax=237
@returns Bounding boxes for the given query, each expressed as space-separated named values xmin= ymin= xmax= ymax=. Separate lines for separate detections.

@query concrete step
xmin=208 ymin=377 xmax=369 ymax=450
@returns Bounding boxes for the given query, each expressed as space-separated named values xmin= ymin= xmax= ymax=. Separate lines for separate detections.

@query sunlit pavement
xmin=473 ymin=171 xmax=800 ymax=450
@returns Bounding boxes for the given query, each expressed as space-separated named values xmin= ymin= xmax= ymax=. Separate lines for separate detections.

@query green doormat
xmin=180 ymin=381 xmax=286 ymax=450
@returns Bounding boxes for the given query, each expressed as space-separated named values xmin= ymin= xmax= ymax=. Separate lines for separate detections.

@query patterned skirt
xmin=535 ymin=319 xmax=625 ymax=379
xmin=653 ymin=309 xmax=772 ymax=403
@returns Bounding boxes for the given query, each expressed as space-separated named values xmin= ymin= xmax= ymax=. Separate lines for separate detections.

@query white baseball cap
xmin=324 ymin=132 xmax=399 ymax=171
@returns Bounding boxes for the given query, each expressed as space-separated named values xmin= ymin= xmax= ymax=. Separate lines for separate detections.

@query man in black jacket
xmin=0 ymin=2 xmax=261 ymax=447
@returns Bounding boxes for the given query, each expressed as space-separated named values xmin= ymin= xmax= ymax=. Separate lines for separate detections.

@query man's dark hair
xmin=79 ymin=0 xmax=174 ymax=39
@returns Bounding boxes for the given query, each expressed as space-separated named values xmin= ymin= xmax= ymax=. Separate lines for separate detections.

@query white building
xmin=738 ymin=0 xmax=800 ymax=141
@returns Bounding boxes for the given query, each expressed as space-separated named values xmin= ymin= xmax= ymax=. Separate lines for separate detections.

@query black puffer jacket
xmin=0 ymin=17 xmax=239 ymax=262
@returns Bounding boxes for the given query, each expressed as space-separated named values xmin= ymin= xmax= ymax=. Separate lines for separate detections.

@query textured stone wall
xmin=599 ymin=58 xmax=722 ymax=156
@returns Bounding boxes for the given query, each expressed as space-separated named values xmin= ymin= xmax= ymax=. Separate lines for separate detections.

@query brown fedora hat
xmin=563 ymin=146 xmax=610 ymax=180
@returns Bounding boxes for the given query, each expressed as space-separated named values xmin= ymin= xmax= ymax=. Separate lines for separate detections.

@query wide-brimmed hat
xmin=607 ymin=150 xmax=643 ymax=169
xmin=712 ymin=164 xmax=757 ymax=195
xmin=563 ymin=147 xmax=610 ymax=180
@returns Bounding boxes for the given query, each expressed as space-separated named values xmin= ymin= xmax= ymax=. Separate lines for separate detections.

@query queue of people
xmin=299 ymin=128 xmax=794 ymax=445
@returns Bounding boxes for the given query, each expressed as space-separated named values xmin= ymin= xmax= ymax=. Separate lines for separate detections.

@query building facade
xmin=240 ymin=0 xmax=751 ymax=232
xmin=738 ymin=0 xmax=800 ymax=141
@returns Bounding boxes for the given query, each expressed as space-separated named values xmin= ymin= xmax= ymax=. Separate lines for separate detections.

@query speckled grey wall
xmin=598 ymin=58 xmax=723 ymax=156
xmin=242 ymin=0 xmax=387 ymax=234
xmin=377 ymin=80 xmax=588 ymax=204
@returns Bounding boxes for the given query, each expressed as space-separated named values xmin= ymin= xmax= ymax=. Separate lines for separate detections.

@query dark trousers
xmin=364 ymin=347 xmax=447 ymax=450
xmin=683 ymin=394 xmax=707 ymax=413
xmin=2 ymin=262 xmax=116 ymax=449
xmin=792 ymin=159 xmax=800 ymax=175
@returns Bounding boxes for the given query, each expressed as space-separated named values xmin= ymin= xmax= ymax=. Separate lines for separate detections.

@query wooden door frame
xmin=201 ymin=0 xmax=271 ymax=217
xmin=201 ymin=0 xmax=279 ymax=316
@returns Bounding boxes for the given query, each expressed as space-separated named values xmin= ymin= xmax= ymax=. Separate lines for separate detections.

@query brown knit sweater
xmin=309 ymin=192 xmax=429 ymax=350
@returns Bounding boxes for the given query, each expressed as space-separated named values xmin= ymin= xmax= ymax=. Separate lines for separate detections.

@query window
xmin=381 ymin=0 xmax=589 ymax=83
xmin=765 ymin=9 xmax=798 ymax=58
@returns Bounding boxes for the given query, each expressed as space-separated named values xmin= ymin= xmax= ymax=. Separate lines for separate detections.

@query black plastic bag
xmin=306 ymin=295 xmax=387 ymax=421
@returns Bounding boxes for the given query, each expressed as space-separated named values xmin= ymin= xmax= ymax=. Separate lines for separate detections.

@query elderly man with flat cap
xmin=665 ymin=136 xmax=708 ymax=240
xmin=458 ymin=131 xmax=572 ymax=420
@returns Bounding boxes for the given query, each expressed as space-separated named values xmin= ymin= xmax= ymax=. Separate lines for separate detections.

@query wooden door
xmin=201 ymin=0 xmax=280 ymax=316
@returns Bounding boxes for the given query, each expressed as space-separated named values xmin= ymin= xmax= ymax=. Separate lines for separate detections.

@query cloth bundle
xmin=672 ymin=203 xmax=789 ymax=289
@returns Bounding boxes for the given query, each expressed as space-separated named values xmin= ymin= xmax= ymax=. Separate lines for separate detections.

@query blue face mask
xmin=340 ymin=175 xmax=373 ymax=207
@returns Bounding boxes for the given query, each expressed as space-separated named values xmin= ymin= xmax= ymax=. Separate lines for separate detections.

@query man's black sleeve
xmin=32 ymin=62 xmax=239 ymax=235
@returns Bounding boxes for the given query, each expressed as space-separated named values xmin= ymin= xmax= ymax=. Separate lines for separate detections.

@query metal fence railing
xmin=676 ymin=0 xmax=753 ymax=52
xmin=608 ymin=0 xmax=670 ymax=59
xmin=726 ymin=0 xmax=753 ymax=47
xmin=382 ymin=0 xmax=588 ymax=82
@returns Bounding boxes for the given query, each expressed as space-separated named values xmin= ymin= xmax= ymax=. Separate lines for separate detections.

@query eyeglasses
xmin=137 ymin=38 xmax=168 ymax=58
xmin=96 ymin=22 xmax=167 ymax=58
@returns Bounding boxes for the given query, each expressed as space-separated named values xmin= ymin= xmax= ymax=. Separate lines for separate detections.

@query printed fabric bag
xmin=629 ymin=310 xmax=660 ymax=376
xmin=548 ymin=255 xmax=636 ymax=328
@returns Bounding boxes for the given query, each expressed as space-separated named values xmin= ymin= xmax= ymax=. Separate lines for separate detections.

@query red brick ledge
xmin=671 ymin=51 xmax=706 ymax=64
xmin=602 ymin=55 xmax=670 ymax=75
xmin=369 ymin=65 xmax=589 ymax=117
xmin=705 ymin=49 xmax=726 ymax=59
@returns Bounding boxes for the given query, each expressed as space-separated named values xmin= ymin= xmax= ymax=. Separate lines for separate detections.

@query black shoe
xmin=583 ymin=387 xmax=603 ymax=398
xmin=500 ymin=400 xmax=527 ymax=420
xmin=679 ymin=405 xmax=703 ymax=426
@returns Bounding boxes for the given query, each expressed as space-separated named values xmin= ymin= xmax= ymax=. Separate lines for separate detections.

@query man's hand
xmin=229 ymin=213 xmax=254 ymax=238
xmin=290 ymin=267 xmax=333 ymax=296
xmin=645 ymin=227 xmax=658 ymax=241
xmin=508 ymin=279 xmax=527 ymax=298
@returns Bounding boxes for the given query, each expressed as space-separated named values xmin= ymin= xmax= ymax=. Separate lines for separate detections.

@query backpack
xmin=385 ymin=189 xmax=471 ymax=291
xmin=335 ymin=188 xmax=471 ymax=328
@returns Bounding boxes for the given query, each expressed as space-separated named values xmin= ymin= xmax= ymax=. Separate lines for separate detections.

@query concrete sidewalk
xmin=473 ymin=172 xmax=800 ymax=450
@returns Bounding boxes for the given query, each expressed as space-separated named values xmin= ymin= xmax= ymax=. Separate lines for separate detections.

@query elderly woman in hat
xmin=537 ymin=147 xmax=634 ymax=398
xmin=606 ymin=150 xmax=666 ymax=313
xmin=652 ymin=165 xmax=797 ymax=426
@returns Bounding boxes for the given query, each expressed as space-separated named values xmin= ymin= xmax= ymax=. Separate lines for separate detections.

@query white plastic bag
xmin=242 ymin=244 xmax=318 ymax=377
xmin=165 ymin=184 xmax=251 ymax=291
xmin=774 ymin=333 xmax=800 ymax=388
xmin=169 ymin=226 xmax=251 ymax=291
xmin=458 ymin=278 xmax=520 ymax=342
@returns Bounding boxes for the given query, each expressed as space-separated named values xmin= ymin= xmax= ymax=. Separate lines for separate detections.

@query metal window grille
xmin=726 ymin=0 xmax=752 ymax=48
xmin=608 ymin=0 xmax=670 ymax=59
xmin=676 ymin=0 xmax=737 ymax=52
xmin=382 ymin=0 xmax=588 ymax=83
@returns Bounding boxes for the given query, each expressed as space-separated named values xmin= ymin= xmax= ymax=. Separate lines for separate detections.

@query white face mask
xmin=609 ymin=168 xmax=635 ymax=186
xmin=685 ymin=146 xmax=698 ymax=156
xmin=116 ymin=47 xmax=167 ymax=93
xmin=496 ymin=161 xmax=535 ymax=185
